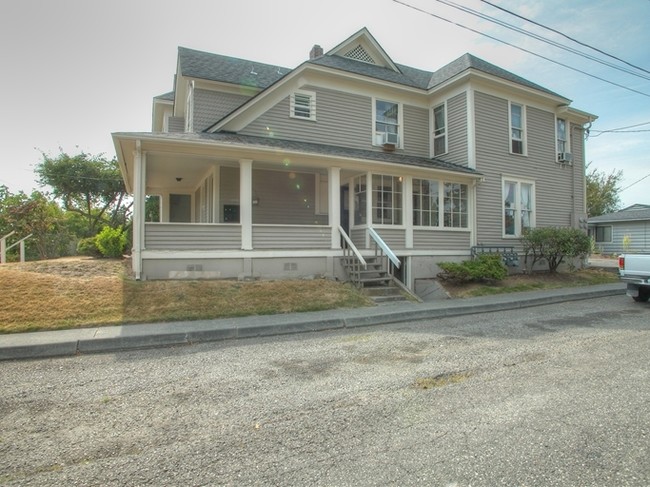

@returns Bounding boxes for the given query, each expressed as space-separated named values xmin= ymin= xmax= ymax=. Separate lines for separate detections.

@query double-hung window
xmin=372 ymin=174 xmax=402 ymax=225
xmin=509 ymin=102 xmax=525 ymax=155
xmin=556 ymin=118 xmax=568 ymax=153
xmin=375 ymin=99 xmax=400 ymax=146
xmin=413 ymin=179 xmax=440 ymax=226
xmin=290 ymin=90 xmax=316 ymax=120
xmin=413 ymin=179 xmax=468 ymax=228
xmin=503 ymin=179 xmax=535 ymax=236
xmin=433 ymin=103 xmax=447 ymax=156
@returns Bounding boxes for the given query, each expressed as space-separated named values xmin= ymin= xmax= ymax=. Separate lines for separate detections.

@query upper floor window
xmin=433 ymin=103 xmax=447 ymax=156
xmin=509 ymin=102 xmax=525 ymax=155
xmin=503 ymin=178 xmax=534 ymax=236
xmin=556 ymin=118 xmax=568 ymax=153
xmin=374 ymin=99 xmax=400 ymax=146
xmin=290 ymin=90 xmax=316 ymax=120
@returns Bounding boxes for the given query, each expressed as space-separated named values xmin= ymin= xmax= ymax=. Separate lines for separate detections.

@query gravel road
xmin=1 ymin=295 xmax=649 ymax=486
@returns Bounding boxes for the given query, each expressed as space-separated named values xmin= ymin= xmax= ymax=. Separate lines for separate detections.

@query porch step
xmin=362 ymin=284 xmax=408 ymax=304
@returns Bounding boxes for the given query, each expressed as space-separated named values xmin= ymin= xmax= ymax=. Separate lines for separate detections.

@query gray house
xmin=112 ymin=28 xmax=596 ymax=290
xmin=589 ymin=204 xmax=650 ymax=254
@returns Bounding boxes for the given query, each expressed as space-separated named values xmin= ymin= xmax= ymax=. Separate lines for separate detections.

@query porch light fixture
xmin=175 ymin=177 xmax=183 ymax=182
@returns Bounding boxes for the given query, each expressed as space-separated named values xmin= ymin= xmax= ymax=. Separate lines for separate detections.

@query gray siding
xmin=145 ymin=223 xmax=241 ymax=250
xmin=445 ymin=92 xmax=468 ymax=166
xmin=168 ymin=116 xmax=185 ymax=133
xmin=474 ymin=91 xmax=582 ymax=245
xmin=373 ymin=228 xmax=406 ymax=249
xmin=252 ymin=226 xmax=331 ymax=249
xmin=413 ymin=229 xmax=471 ymax=249
xmin=403 ymin=105 xmax=429 ymax=157
xmin=592 ymin=221 xmax=650 ymax=254
xmin=252 ymin=169 xmax=328 ymax=225
xmin=194 ymin=89 xmax=251 ymax=132
xmin=241 ymin=87 xmax=372 ymax=150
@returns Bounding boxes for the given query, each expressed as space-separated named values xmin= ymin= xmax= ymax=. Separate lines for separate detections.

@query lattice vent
xmin=344 ymin=44 xmax=375 ymax=64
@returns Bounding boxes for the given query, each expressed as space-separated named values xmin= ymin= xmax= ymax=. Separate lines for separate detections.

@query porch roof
xmin=113 ymin=131 xmax=482 ymax=177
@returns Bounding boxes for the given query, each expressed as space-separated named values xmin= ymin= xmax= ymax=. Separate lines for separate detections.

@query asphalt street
xmin=1 ymin=294 xmax=649 ymax=486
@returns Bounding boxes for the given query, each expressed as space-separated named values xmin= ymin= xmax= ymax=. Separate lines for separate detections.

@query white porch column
xmin=365 ymin=171 xmax=372 ymax=248
xmin=404 ymin=176 xmax=413 ymax=248
xmin=132 ymin=142 xmax=146 ymax=280
xmin=329 ymin=167 xmax=341 ymax=249
xmin=240 ymin=159 xmax=253 ymax=250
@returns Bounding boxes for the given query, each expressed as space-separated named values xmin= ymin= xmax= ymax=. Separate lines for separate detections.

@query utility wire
xmin=392 ymin=0 xmax=650 ymax=99
xmin=481 ymin=0 xmax=650 ymax=77
xmin=621 ymin=172 xmax=650 ymax=192
xmin=589 ymin=121 xmax=650 ymax=137
xmin=435 ymin=0 xmax=650 ymax=82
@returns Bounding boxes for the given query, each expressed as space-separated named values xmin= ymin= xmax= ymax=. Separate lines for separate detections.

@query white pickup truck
xmin=618 ymin=254 xmax=650 ymax=302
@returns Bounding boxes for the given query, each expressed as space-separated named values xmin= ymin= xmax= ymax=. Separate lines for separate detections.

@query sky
xmin=1 ymin=0 xmax=649 ymax=209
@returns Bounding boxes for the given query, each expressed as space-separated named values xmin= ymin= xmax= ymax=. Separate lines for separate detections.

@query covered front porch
xmin=113 ymin=133 xmax=480 ymax=286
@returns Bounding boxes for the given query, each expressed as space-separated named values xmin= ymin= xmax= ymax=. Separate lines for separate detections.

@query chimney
xmin=309 ymin=44 xmax=323 ymax=60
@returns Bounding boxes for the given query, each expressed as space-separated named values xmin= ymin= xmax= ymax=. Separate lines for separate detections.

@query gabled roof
xmin=178 ymin=46 xmax=289 ymax=89
xmin=589 ymin=205 xmax=650 ymax=223
xmin=325 ymin=27 xmax=401 ymax=74
xmin=154 ymin=91 xmax=175 ymax=102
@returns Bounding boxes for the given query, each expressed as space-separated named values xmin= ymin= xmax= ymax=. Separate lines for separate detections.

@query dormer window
xmin=374 ymin=99 xmax=401 ymax=147
xmin=290 ymin=90 xmax=316 ymax=121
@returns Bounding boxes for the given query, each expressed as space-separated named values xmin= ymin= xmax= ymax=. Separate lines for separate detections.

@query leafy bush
xmin=437 ymin=254 xmax=508 ymax=283
xmin=522 ymin=227 xmax=591 ymax=273
xmin=76 ymin=236 xmax=102 ymax=257
xmin=95 ymin=226 xmax=128 ymax=258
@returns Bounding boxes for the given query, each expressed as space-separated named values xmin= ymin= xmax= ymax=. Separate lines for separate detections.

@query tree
xmin=586 ymin=162 xmax=623 ymax=217
xmin=0 ymin=186 xmax=69 ymax=260
xmin=36 ymin=150 xmax=131 ymax=237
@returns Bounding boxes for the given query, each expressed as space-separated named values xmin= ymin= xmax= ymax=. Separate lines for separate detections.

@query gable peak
xmin=326 ymin=27 xmax=400 ymax=73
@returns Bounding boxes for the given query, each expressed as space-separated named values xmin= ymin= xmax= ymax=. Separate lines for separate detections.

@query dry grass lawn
xmin=0 ymin=257 xmax=371 ymax=334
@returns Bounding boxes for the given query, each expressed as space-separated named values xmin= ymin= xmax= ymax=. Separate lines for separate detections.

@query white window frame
xmin=412 ymin=179 xmax=469 ymax=229
xmin=432 ymin=103 xmax=447 ymax=156
xmin=503 ymin=177 xmax=535 ymax=237
xmin=372 ymin=98 xmax=403 ymax=148
xmin=509 ymin=101 xmax=526 ymax=155
xmin=290 ymin=90 xmax=316 ymax=121
xmin=556 ymin=117 xmax=570 ymax=154
xmin=371 ymin=174 xmax=403 ymax=225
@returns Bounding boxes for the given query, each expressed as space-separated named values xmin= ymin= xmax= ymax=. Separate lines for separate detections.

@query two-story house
xmin=112 ymin=28 xmax=596 ymax=290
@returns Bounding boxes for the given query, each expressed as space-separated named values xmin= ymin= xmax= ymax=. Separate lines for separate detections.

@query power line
xmin=621 ymin=172 xmax=650 ymax=192
xmin=392 ymin=0 xmax=650 ymax=98
xmin=481 ymin=0 xmax=650 ymax=77
xmin=589 ymin=121 xmax=650 ymax=137
xmin=435 ymin=0 xmax=650 ymax=82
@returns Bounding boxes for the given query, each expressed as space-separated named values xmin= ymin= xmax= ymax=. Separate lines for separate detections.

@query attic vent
xmin=344 ymin=44 xmax=375 ymax=64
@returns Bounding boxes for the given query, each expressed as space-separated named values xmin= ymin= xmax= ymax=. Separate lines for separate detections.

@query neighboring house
xmin=589 ymin=204 xmax=650 ymax=254
xmin=112 ymin=28 xmax=596 ymax=290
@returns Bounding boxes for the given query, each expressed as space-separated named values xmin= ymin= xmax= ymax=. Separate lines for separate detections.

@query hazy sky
xmin=1 ymin=0 xmax=648 ymax=208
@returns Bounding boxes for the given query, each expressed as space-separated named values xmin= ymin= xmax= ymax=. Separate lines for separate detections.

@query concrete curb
xmin=0 ymin=284 xmax=626 ymax=361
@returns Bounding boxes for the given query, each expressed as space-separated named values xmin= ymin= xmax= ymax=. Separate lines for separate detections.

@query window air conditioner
xmin=558 ymin=152 xmax=573 ymax=164
xmin=382 ymin=132 xmax=399 ymax=146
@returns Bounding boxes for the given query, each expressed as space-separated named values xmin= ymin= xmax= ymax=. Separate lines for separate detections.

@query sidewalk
xmin=0 ymin=283 xmax=626 ymax=361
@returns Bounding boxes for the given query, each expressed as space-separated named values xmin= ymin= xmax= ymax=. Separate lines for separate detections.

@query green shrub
xmin=522 ymin=227 xmax=591 ymax=273
xmin=437 ymin=254 xmax=507 ymax=283
xmin=95 ymin=226 xmax=128 ymax=258
xmin=76 ymin=236 xmax=101 ymax=257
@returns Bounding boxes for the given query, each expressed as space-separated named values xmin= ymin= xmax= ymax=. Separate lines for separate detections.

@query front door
xmin=340 ymin=184 xmax=350 ymax=234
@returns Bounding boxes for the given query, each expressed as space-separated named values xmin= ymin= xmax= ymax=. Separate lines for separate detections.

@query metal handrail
xmin=1 ymin=232 xmax=32 ymax=264
xmin=368 ymin=228 xmax=400 ymax=269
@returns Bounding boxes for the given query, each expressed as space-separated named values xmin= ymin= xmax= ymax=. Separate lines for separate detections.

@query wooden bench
xmin=470 ymin=245 xmax=520 ymax=267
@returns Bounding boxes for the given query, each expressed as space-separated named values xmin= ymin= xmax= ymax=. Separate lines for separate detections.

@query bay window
xmin=413 ymin=179 xmax=468 ymax=228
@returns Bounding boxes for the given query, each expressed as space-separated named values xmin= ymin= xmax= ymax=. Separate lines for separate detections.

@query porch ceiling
xmin=145 ymin=153 xmax=229 ymax=192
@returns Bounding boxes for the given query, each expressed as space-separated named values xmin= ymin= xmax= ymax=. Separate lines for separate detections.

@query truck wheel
xmin=633 ymin=289 xmax=650 ymax=302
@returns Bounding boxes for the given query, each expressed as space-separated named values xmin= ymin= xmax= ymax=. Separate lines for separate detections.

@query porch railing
xmin=339 ymin=226 xmax=366 ymax=285
xmin=1 ymin=231 xmax=33 ymax=264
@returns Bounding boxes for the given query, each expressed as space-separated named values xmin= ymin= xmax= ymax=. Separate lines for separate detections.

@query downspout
xmin=132 ymin=140 xmax=144 ymax=280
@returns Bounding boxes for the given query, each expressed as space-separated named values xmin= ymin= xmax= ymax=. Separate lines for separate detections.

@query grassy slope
xmin=0 ymin=258 xmax=371 ymax=334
